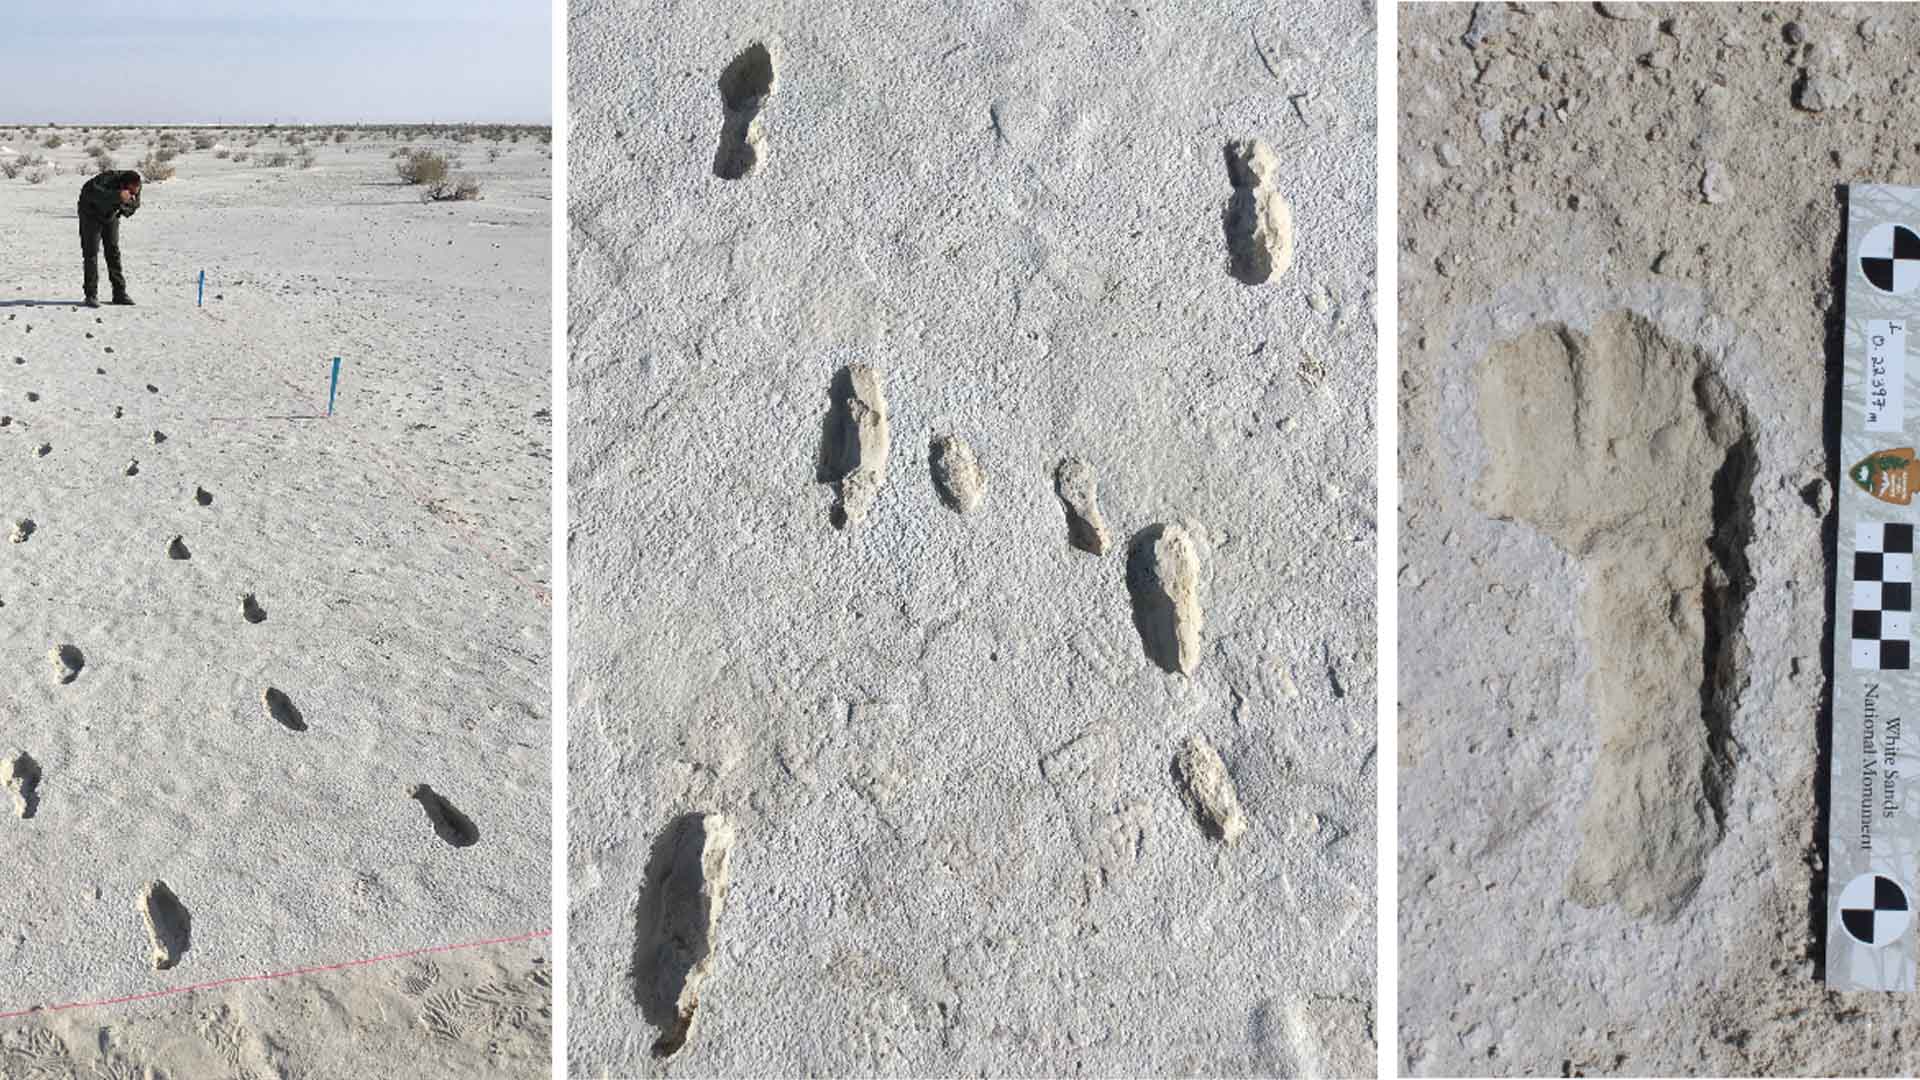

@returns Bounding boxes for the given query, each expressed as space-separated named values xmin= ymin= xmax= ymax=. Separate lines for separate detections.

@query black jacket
xmin=79 ymin=170 xmax=140 ymax=220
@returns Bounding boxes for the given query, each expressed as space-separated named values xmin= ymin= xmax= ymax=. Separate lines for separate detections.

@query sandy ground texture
xmin=0 ymin=937 xmax=551 ymax=1080
xmin=0 ymin=126 xmax=552 ymax=1043
xmin=1398 ymin=3 xmax=1920 ymax=1075
xmin=569 ymin=2 xmax=1377 ymax=1076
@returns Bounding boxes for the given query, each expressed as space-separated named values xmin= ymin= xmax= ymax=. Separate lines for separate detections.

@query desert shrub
xmin=94 ymin=157 xmax=117 ymax=174
xmin=395 ymin=149 xmax=453 ymax=185
xmin=244 ymin=136 xmax=259 ymax=147
xmin=214 ymin=148 xmax=231 ymax=159
xmin=230 ymin=150 xmax=250 ymax=162
xmin=153 ymin=147 xmax=177 ymax=163
xmin=334 ymin=130 xmax=349 ymax=143
xmin=26 ymin=167 xmax=48 ymax=184
xmin=487 ymin=147 xmax=501 ymax=162
xmin=265 ymin=151 xmax=291 ymax=167
xmin=423 ymin=174 xmax=482 ymax=202
xmin=193 ymin=133 xmax=215 ymax=149
xmin=297 ymin=148 xmax=316 ymax=169
xmin=156 ymin=132 xmax=178 ymax=147
xmin=43 ymin=132 xmax=63 ymax=149
xmin=85 ymin=144 xmax=108 ymax=160
xmin=101 ymin=132 xmax=123 ymax=150
xmin=389 ymin=144 xmax=413 ymax=159
xmin=138 ymin=152 xmax=175 ymax=181
xmin=2 ymin=154 xmax=46 ymax=178
xmin=286 ymin=132 xmax=305 ymax=147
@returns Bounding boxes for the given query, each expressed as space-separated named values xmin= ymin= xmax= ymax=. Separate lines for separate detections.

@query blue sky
xmin=1 ymin=2 xmax=551 ymax=124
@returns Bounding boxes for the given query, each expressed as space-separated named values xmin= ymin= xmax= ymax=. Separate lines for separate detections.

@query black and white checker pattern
xmin=1852 ymin=521 xmax=1914 ymax=671
xmin=1840 ymin=873 xmax=1913 ymax=948
xmin=1861 ymin=222 xmax=1920 ymax=295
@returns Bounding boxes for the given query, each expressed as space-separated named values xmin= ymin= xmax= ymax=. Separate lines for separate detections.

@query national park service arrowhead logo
xmin=1852 ymin=447 xmax=1920 ymax=505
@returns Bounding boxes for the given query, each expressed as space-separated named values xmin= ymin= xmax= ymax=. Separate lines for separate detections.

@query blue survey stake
xmin=327 ymin=357 xmax=341 ymax=416
xmin=197 ymin=270 xmax=204 ymax=307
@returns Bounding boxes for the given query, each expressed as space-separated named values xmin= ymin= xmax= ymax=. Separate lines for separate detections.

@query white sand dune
xmin=0 ymin=129 xmax=553 ymax=1028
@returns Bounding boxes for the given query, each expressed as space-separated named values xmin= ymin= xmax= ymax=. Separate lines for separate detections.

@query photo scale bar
xmin=1829 ymin=185 xmax=1920 ymax=991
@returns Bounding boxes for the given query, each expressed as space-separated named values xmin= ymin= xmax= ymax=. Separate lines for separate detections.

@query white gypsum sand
xmin=0 ymin=938 xmax=551 ymax=1078
xmin=1398 ymin=4 xmax=1920 ymax=1075
xmin=568 ymin=2 xmax=1377 ymax=1074
xmin=0 ymin=125 xmax=551 ymax=1032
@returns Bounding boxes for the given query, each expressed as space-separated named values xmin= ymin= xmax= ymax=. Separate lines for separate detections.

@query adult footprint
xmin=816 ymin=365 xmax=889 ymax=528
xmin=713 ymin=43 xmax=776 ymax=180
xmin=1222 ymin=138 xmax=1294 ymax=285
xmin=1475 ymin=311 xmax=1753 ymax=921
xmin=410 ymin=784 xmax=480 ymax=848
xmin=634 ymin=812 xmax=736 ymax=1058
xmin=139 ymin=880 xmax=192 ymax=970
xmin=1125 ymin=523 xmax=1205 ymax=674
xmin=262 ymin=687 xmax=306 ymax=731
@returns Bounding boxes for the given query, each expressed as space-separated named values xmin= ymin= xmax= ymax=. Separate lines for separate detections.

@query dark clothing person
xmin=77 ymin=170 xmax=141 ymax=306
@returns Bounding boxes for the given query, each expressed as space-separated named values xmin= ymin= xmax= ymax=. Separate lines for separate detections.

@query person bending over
xmin=78 ymin=169 xmax=142 ymax=308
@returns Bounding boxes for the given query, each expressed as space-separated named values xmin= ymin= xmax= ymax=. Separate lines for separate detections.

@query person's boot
xmin=83 ymin=295 xmax=99 ymax=309
xmin=110 ymin=292 xmax=134 ymax=306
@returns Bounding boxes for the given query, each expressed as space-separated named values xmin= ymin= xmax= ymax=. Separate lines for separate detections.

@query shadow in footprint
xmin=815 ymin=366 xmax=859 ymax=485
xmin=410 ymin=784 xmax=480 ymax=848
xmin=140 ymin=880 xmax=192 ymax=970
xmin=194 ymin=486 xmax=213 ymax=507
xmin=713 ymin=43 xmax=776 ymax=181
xmin=1808 ymin=185 xmax=1848 ymax=980
xmin=1224 ymin=188 xmax=1272 ymax=285
xmin=242 ymin=593 xmax=267 ymax=624
xmin=51 ymin=644 xmax=84 ymax=684
xmin=166 ymin=535 xmax=191 ymax=560
xmin=263 ymin=687 xmax=306 ymax=732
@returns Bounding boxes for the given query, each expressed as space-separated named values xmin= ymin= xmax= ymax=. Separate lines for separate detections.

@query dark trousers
xmin=78 ymin=208 xmax=125 ymax=299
